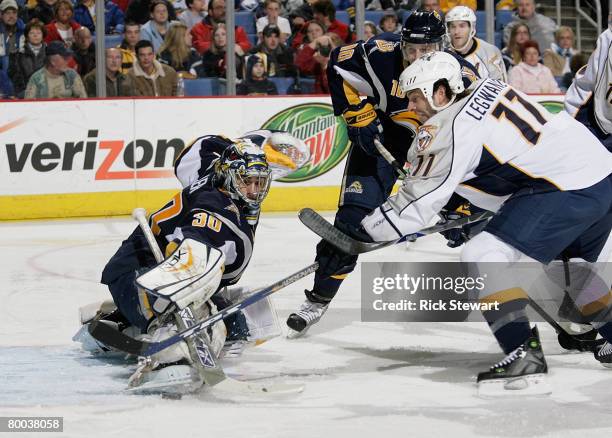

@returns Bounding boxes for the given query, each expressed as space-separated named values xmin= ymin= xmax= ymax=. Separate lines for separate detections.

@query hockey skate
xmin=286 ymin=293 xmax=329 ymax=339
xmin=127 ymin=323 xmax=204 ymax=395
xmin=594 ymin=341 xmax=612 ymax=368
xmin=477 ymin=326 xmax=551 ymax=397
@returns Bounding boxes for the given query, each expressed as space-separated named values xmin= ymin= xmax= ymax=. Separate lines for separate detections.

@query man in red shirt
xmin=312 ymin=0 xmax=353 ymax=43
xmin=191 ymin=0 xmax=251 ymax=55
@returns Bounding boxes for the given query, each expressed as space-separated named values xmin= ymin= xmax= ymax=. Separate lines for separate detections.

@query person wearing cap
xmin=24 ymin=40 xmax=87 ymax=98
xmin=256 ymin=0 xmax=291 ymax=44
xmin=0 ymin=0 xmax=25 ymax=74
xmin=250 ymin=24 xmax=294 ymax=77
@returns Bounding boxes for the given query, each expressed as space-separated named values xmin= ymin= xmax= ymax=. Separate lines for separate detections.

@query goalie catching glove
xmin=343 ymin=101 xmax=383 ymax=156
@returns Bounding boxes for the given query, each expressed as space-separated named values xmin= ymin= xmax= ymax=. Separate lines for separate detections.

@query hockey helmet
xmin=400 ymin=11 xmax=446 ymax=45
xmin=217 ymin=140 xmax=272 ymax=207
xmin=399 ymin=51 xmax=464 ymax=111
xmin=445 ymin=6 xmax=477 ymax=46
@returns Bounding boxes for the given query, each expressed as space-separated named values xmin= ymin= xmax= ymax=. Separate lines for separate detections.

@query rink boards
xmin=0 ymin=94 xmax=564 ymax=220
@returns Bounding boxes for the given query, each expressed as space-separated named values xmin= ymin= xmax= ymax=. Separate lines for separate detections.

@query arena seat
xmin=104 ymin=34 xmax=123 ymax=49
xmin=183 ymin=78 xmax=221 ymax=96
xmin=236 ymin=11 xmax=256 ymax=35
xmin=269 ymin=77 xmax=295 ymax=94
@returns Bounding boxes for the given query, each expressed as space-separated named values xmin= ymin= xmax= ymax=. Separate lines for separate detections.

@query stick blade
xmin=298 ymin=208 xmax=392 ymax=255
xmin=88 ymin=320 xmax=149 ymax=356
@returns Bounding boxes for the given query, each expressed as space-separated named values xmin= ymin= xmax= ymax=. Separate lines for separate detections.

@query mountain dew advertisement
xmin=261 ymin=103 xmax=350 ymax=182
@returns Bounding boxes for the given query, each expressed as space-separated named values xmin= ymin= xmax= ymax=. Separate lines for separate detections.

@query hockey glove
xmin=343 ymin=102 xmax=383 ymax=156
xmin=438 ymin=208 xmax=471 ymax=248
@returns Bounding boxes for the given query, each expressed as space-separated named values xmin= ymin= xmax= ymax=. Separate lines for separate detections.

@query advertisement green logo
xmin=537 ymin=100 xmax=564 ymax=114
xmin=261 ymin=103 xmax=350 ymax=182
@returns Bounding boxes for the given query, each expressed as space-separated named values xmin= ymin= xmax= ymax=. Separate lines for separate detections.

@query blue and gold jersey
xmin=327 ymin=33 xmax=480 ymax=131
xmin=101 ymin=181 xmax=255 ymax=290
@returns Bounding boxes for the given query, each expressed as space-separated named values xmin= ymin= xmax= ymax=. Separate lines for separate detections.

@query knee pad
xmin=461 ymin=231 xmax=523 ymax=263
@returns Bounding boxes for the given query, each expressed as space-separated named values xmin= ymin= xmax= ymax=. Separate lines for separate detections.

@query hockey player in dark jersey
xmin=74 ymin=138 xmax=278 ymax=392
xmin=286 ymin=11 xmax=480 ymax=337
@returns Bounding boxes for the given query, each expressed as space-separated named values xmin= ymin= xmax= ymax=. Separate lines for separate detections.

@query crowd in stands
xmin=0 ymin=0 xmax=599 ymax=99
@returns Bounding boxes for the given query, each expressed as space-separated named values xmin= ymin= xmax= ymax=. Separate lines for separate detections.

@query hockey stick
xmin=374 ymin=138 xmax=407 ymax=177
xmin=528 ymin=298 xmax=604 ymax=352
xmin=298 ymin=207 xmax=493 ymax=255
xmin=89 ymin=261 xmax=319 ymax=357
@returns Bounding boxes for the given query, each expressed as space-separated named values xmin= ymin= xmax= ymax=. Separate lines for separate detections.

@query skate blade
xmin=478 ymin=373 xmax=551 ymax=398
xmin=599 ymin=362 xmax=612 ymax=369
xmin=286 ymin=327 xmax=309 ymax=339
xmin=127 ymin=365 xmax=202 ymax=395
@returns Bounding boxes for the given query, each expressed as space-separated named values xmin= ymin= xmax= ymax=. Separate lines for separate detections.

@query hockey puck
xmin=161 ymin=393 xmax=183 ymax=400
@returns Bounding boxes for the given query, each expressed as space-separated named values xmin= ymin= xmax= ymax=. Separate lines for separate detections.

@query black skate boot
xmin=477 ymin=326 xmax=551 ymax=397
xmin=286 ymin=290 xmax=329 ymax=338
xmin=594 ymin=341 xmax=612 ymax=368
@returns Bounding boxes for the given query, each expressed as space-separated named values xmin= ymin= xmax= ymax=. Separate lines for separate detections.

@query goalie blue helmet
xmin=217 ymin=140 xmax=272 ymax=208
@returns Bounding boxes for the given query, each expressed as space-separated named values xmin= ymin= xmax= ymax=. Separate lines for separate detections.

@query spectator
xmin=503 ymin=0 xmax=557 ymax=54
xmin=293 ymin=19 xmax=325 ymax=52
xmin=288 ymin=9 xmax=316 ymax=50
xmin=9 ymin=18 xmax=46 ymax=97
xmin=543 ymin=26 xmax=578 ymax=77
xmin=126 ymin=0 xmax=176 ymax=25
xmin=72 ymin=26 xmax=95 ymax=75
xmin=0 ymin=68 xmax=14 ymax=97
xmin=128 ymin=39 xmax=177 ymax=95
xmin=141 ymin=0 xmax=174 ymax=52
xmin=559 ymin=52 xmax=587 ymax=91
xmin=178 ymin=0 xmax=205 ymax=31
xmin=0 ymin=0 xmax=25 ymax=73
xmin=192 ymin=22 xmax=243 ymax=78
xmin=295 ymin=31 xmax=341 ymax=93
xmin=257 ymin=0 xmax=291 ymax=44
xmin=501 ymin=22 xmax=530 ymax=71
xmin=191 ymin=0 xmax=251 ymax=55
xmin=379 ymin=12 xmax=400 ymax=34
xmin=24 ymin=40 xmax=87 ymax=98
xmin=312 ymin=0 xmax=351 ymax=43
xmin=363 ymin=20 xmax=377 ymax=40
xmin=158 ymin=21 xmax=199 ymax=74
xmin=237 ymin=53 xmax=277 ymax=95
xmin=84 ymin=47 xmax=134 ymax=96
xmin=118 ymin=21 xmax=139 ymax=73
xmin=419 ymin=0 xmax=443 ymax=15
xmin=31 ymin=0 xmax=57 ymax=25
xmin=251 ymin=24 xmax=293 ymax=77
xmin=44 ymin=0 xmax=80 ymax=47
xmin=113 ymin=0 xmax=130 ymax=13
xmin=74 ymin=0 xmax=125 ymax=35
xmin=508 ymin=40 xmax=560 ymax=94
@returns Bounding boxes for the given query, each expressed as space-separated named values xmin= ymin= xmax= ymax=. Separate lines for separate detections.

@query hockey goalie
xmin=73 ymin=133 xmax=304 ymax=394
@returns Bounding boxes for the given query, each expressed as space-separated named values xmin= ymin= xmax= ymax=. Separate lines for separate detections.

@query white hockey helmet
xmin=399 ymin=51 xmax=465 ymax=111
xmin=445 ymin=5 xmax=477 ymax=48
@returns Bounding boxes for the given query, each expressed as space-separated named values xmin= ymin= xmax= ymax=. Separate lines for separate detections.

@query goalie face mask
xmin=219 ymin=140 xmax=272 ymax=207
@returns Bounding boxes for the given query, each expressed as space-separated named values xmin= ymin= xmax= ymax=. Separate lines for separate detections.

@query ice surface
xmin=1 ymin=214 xmax=611 ymax=438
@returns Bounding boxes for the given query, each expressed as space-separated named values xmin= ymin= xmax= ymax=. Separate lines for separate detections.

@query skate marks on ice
xmin=263 ymin=312 xmax=612 ymax=437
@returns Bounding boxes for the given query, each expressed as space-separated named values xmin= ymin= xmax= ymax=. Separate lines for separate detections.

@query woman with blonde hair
xmin=543 ymin=26 xmax=578 ymax=77
xmin=501 ymin=23 xmax=530 ymax=70
xmin=158 ymin=22 xmax=200 ymax=73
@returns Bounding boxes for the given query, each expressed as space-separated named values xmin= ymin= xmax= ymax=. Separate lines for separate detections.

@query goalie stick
xmin=89 ymin=261 xmax=318 ymax=357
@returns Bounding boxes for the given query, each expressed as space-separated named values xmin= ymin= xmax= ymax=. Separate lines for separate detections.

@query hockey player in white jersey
xmin=445 ymin=6 xmax=507 ymax=82
xmin=360 ymin=52 xmax=612 ymax=395
xmin=564 ymin=18 xmax=611 ymax=151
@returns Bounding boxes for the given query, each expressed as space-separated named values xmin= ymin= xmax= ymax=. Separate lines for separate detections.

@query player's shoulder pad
xmin=446 ymin=49 xmax=481 ymax=87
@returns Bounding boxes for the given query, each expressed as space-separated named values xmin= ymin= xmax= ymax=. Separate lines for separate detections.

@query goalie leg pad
xmin=136 ymin=238 xmax=225 ymax=311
